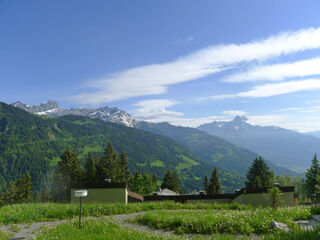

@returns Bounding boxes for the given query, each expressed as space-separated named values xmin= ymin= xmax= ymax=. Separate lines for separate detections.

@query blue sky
xmin=1 ymin=0 xmax=320 ymax=132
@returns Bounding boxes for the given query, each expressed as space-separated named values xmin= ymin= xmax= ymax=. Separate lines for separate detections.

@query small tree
xmin=207 ymin=167 xmax=221 ymax=194
xmin=269 ymin=186 xmax=283 ymax=209
xmin=246 ymin=156 xmax=273 ymax=189
xmin=129 ymin=171 xmax=157 ymax=195
xmin=305 ymin=154 xmax=320 ymax=196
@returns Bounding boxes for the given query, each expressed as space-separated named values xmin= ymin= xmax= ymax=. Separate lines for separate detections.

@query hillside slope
xmin=0 ymin=102 xmax=243 ymax=193
xmin=136 ymin=121 xmax=295 ymax=176
xmin=198 ymin=116 xmax=320 ymax=171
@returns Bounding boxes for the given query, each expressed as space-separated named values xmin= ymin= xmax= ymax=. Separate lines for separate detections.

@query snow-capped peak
xmin=11 ymin=100 xmax=138 ymax=128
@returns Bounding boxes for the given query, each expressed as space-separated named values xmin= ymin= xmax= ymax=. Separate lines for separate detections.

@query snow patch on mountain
xmin=11 ymin=100 xmax=138 ymax=127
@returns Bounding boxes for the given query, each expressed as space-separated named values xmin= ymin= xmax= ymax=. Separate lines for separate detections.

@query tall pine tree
xmin=119 ymin=151 xmax=131 ymax=183
xmin=96 ymin=141 xmax=121 ymax=182
xmin=204 ymin=176 xmax=209 ymax=193
xmin=51 ymin=149 xmax=84 ymax=202
xmin=161 ymin=169 xmax=173 ymax=190
xmin=16 ymin=172 xmax=32 ymax=202
xmin=246 ymin=156 xmax=273 ymax=189
xmin=207 ymin=167 xmax=221 ymax=194
xmin=161 ymin=169 xmax=181 ymax=193
xmin=172 ymin=169 xmax=182 ymax=193
xmin=305 ymin=154 xmax=320 ymax=196
xmin=85 ymin=153 xmax=97 ymax=184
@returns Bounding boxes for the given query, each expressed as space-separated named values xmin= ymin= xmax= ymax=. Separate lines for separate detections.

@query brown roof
xmin=144 ymin=186 xmax=295 ymax=202
xmin=128 ymin=190 xmax=143 ymax=201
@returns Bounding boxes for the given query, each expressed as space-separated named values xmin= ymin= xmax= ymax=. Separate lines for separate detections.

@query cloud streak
xmin=200 ymin=78 xmax=320 ymax=100
xmin=224 ymin=57 xmax=320 ymax=83
xmin=132 ymin=99 xmax=183 ymax=120
xmin=70 ymin=27 xmax=320 ymax=105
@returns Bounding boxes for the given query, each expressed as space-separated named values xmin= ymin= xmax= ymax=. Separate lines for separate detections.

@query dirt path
xmin=0 ymin=220 xmax=66 ymax=240
xmin=1 ymin=213 xmax=320 ymax=240
xmin=110 ymin=212 xmax=177 ymax=237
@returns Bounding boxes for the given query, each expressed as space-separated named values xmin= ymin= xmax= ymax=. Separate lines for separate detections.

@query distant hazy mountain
xmin=12 ymin=100 xmax=138 ymax=127
xmin=135 ymin=121 xmax=295 ymax=176
xmin=306 ymin=131 xmax=320 ymax=138
xmin=198 ymin=116 xmax=320 ymax=171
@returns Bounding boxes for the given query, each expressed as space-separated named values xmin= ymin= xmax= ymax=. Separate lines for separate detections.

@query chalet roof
xmin=144 ymin=186 xmax=295 ymax=202
xmin=128 ymin=190 xmax=143 ymax=201
xmin=153 ymin=188 xmax=179 ymax=196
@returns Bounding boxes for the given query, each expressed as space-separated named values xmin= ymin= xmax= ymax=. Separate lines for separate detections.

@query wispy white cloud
xmin=132 ymin=99 xmax=183 ymax=120
xmin=224 ymin=57 xmax=320 ymax=83
xmin=131 ymin=101 xmax=320 ymax=132
xmin=277 ymin=106 xmax=320 ymax=113
xmin=222 ymin=110 xmax=247 ymax=116
xmin=135 ymin=111 xmax=320 ymax=133
xmin=69 ymin=27 xmax=320 ymax=105
xmin=200 ymin=78 xmax=320 ymax=100
xmin=185 ymin=36 xmax=194 ymax=42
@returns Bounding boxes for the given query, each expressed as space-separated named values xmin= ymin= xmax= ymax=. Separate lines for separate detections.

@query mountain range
xmin=1 ymin=102 xmax=246 ymax=193
xmin=198 ymin=116 xmax=320 ymax=172
xmin=8 ymin=99 xmax=319 ymax=194
xmin=11 ymin=101 xmax=295 ymax=176
xmin=12 ymin=100 xmax=137 ymax=127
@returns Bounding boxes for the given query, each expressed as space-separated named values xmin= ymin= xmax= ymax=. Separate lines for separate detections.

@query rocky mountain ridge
xmin=12 ymin=100 xmax=138 ymax=127
xmin=198 ymin=116 xmax=320 ymax=171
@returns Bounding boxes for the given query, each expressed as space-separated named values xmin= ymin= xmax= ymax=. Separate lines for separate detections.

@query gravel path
xmin=1 ymin=213 xmax=320 ymax=240
xmin=110 ymin=212 xmax=177 ymax=237
xmin=0 ymin=220 xmax=66 ymax=240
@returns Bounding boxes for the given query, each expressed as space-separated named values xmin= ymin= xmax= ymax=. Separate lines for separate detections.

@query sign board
xmin=75 ymin=190 xmax=88 ymax=197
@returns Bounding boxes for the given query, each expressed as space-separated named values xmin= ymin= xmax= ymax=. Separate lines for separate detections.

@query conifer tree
xmin=161 ymin=169 xmax=181 ymax=193
xmin=161 ymin=169 xmax=173 ymax=190
xmin=41 ymin=187 xmax=51 ymax=202
xmin=4 ymin=181 xmax=18 ymax=204
xmin=207 ymin=167 xmax=221 ymax=194
xmin=246 ymin=156 xmax=273 ymax=189
xmin=305 ymin=154 xmax=320 ymax=196
xmin=85 ymin=153 xmax=97 ymax=184
xmin=119 ymin=151 xmax=131 ymax=183
xmin=129 ymin=170 xmax=144 ymax=194
xmin=204 ymin=176 xmax=209 ymax=193
xmin=16 ymin=172 xmax=32 ymax=202
xmin=152 ymin=172 xmax=157 ymax=185
xmin=172 ymin=169 xmax=182 ymax=193
xmin=96 ymin=141 xmax=121 ymax=182
xmin=51 ymin=149 xmax=84 ymax=202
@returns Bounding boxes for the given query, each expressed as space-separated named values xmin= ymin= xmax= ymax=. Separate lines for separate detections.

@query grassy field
xmin=0 ymin=202 xmax=318 ymax=239
xmin=0 ymin=202 xmax=250 ymax=225
xmin=35 ymin=218 xmax=320 ymax=240
xmin=132 ymin=207 xmax=311 ymax=235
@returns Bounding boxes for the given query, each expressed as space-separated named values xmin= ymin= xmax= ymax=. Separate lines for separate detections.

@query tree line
xmin=2 ymin=139 xmax=320 ymax=205
xmin=51 ymin=141 xmax=184 ymax=201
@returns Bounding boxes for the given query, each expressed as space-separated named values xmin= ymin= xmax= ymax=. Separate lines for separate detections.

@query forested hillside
xmin=0 ymin=102 xmax=244 ymax=193
xmin=136 ymin=121 xmax=294 ymax=176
